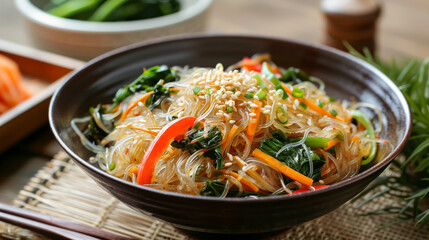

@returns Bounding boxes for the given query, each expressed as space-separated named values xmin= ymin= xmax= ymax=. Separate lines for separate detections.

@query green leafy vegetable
xmin=200 ymin=180 xmax=270 ymax=197
xmin=109 ymin=65 xmax=179 ymax=111
xmin=171 ymin=127 xmax=224 ymax=170
xmin=244 ymin=92 xmax=255 ymax=99
xmin=292 ymin=87 xmax=304 ymax=98
xmin=193 ymin=86 xmax=202 ymax=95
xmin=280 ymin=67 xmax=311 ymax=83
xmin=45 ymin=0 xmax=181 ymax=22
xmin=347 ymin=43 xmax=429 ymax=229
xmin=276 ymin=106 xmax=288 ymax=124
xmin=350 ymin=109 xmax=377 ymax=165
xmin=84 ymin=105 xmax=113 ymax=144
xmin=258 ymin=131 xmax=325 ymax=181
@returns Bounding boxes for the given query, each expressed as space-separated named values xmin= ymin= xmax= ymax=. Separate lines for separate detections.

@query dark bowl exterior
xmin=49 ymin=34 xmax=411 ymax=236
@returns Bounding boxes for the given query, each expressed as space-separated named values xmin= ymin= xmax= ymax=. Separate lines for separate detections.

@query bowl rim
xmin=15 ymin=0 xmax=212 ymax=33
xmin=49 ymin=33 xmax=412 ymax=203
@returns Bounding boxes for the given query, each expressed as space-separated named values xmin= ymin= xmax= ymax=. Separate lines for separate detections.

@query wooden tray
xmin=0 ymin=40 xmax=84 ymax=152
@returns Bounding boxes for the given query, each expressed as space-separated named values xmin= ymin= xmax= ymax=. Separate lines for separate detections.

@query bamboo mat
xmin=3 ymin=152 xmax=428 ymax=240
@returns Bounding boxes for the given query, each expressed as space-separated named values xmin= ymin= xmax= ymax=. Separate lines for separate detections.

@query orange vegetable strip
xmin=233 ymin=155 xmax=276 ymax=192
xmin=281 ymin=84 xmax=344 ymax=121
xmin=120 ymin=91 xmax=154 ymax=122
xmin=169 ymin=87 xmax=182 ymax=92
xmin=219 ymin=170 xmax=259 ymax=192
xmin=0 ymin=54 xmax=22 ymax=86
xmin=129 ymin=166 xmax=138 ymax=175
xmin=137 ymin=116 xmax=197 ymax=185
xmin=116 ymin=125 xmax=159 ymax=136
xmin=324 ymin=138 xmax=341 ymax=150
xmin=246 ymin=99 xmax=263 ymax=144
xmin=314 ymin=149 xmax=331 ymax=176
xmin=222 ymin=125 xmax=239 ymax=153
xmin=252 ymin=149 xmax=313 ymax=186
xmin=350 ymin=135 xmax=360 ymax=142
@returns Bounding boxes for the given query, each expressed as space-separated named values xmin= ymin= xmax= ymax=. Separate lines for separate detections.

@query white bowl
xmin=15 ymin=0 xmax=212 ymax=60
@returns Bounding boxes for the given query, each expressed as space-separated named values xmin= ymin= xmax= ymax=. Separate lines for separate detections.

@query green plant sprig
xmin=346 ymin=42 xmax=429 ymax=230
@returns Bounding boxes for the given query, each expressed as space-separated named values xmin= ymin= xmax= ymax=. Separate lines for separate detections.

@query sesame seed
xmin=297 ymin=114 xmax=304 ymax=117
xmin=137 ymin=102 xmax=144 ymax=107
xmin=249 ymin=113 xmax=256 ymax=117
xmin=250 ymin=103 xmax=259 ymax=108
xmin=231 ymin=95 xmax=238 ymax=100
xmin=216 ymin=105 xmax=226 ymax=109
xmin=229 ymin=120 xmax=236 ymax=124
xmin=224 ymin=162 xmax=233 ymax=167
xmin=224 ymin=113 xmax=231 ymax=119
xmin=262 ymin=110 xmax=270 ymax=114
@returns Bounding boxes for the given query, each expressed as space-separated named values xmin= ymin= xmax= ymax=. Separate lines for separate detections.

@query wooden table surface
xmin=0 ymin=0 xmax=428 ymax=204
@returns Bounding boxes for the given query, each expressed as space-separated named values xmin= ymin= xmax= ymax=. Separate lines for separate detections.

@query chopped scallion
xmin=193 ymin=122 xmax=201 ymax=129
xmin=109 ymin=162 xmax=116 ymax=171
xmin=252 ymin=74 xmax=267 ymax=89
xmin=275 ymin=85 xmax=288 ymax=99
xmin=256 ymin=89 xmax=267 ymax=100
xmin=276 ymin=106 xmax=288 ymax=124
xmin=226 ymin=106 xmax=234 ymax=113
xmin=245 ymin=92 xmax=255 ymax=99
xmin=193 ymin=86 xmax=202 ymax=95
xmin=329 ymin=96 xmax=336 ymax=102
xmin=330 ymin=109 xmax=338 ymax=117
xmin=299 ymin=102 xmax=307 ymax=110
xmin=206 ymin=87 xmax=211 ymax=95
xmin=292 ymin=87 xmax=304 ymax=98
xmin=317 ymin=100 xmax=325 ymax=108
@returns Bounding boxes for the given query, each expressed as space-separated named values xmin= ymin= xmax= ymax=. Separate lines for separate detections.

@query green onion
xmin=291 ymin=137 xmax=330 ymax=149
xmin=299 ymin=102 xmax=307 ymax=110
xmin=226 ymin=106 xmax=234 ymax=113
xmin=276 ymin=106 xmax=288 ymax=124
xmin=245 ymin=92 xmax=255 ymax=99
xmin=350 ymin=110 xmax=377 ymax=165
xmin=330 ymin=109 xmax=338 ymax=117
xmin=193 ymin=86 xmax=202 ymax=95
xmin=275 ymin=85 xmax=288 ymax=99
xmin=292 ymin=87 xmax=304 ymax=98
xmin=252 ymin=74 xmax=267 ymax=89
xmin=109 ymin=162 xmax=116 ymax=171
xmin=329 ymin=96 xmax=336 ymax=102
xmin=206 ymin=87 xmax=211 ymax=95
xmin=256 ymin=89 xmax=267 ymax=100
xmin=193 ymin=122 xmax=201 ymax=129
xmin=317 ymin=100 xmax=325 ymax=108
xmin=232 ymin=88 xmax=236 ymax=93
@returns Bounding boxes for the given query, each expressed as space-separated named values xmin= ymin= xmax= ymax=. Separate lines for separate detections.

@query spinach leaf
xmin=84 ymin=105 xmax=113 ymax=144
xmin=258 ymin=130 xmax=325 ymax=181
xmin=200 ymin=180 xmax=270 ymax=197
xmin=171 ymin=127 xmax=224 ymax=170
xmin=109 ymin=65 xmax=179 ymax=110
xmin=280 ymin=67 xmax=311 ymax=83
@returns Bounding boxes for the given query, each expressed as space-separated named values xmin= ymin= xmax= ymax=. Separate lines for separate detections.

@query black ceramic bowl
xmin=49 ymin=34 xmax=411 ymax=239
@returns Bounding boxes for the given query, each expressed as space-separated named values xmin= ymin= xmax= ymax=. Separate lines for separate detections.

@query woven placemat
xmin=7 ymin=152 xmax=429 ymax=240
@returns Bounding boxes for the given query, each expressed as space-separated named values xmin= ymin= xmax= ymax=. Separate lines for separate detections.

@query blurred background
xmin=1 ymin=0 xmax=429 ymax=60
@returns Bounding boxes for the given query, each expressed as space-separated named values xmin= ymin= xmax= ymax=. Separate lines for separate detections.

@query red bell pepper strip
xmin=242 ymin=57 xmax=262 ymax=72
xmin=290 ymin=185 xmax=329 ymax=194
xmin=136 ymin=116 xmax=197 ymax=185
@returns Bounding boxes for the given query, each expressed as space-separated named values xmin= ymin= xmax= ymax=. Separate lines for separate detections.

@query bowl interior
xmin=52 ymin=35 xmax=408 ymax=164
xmin=49 ymin=34 xmax=411 ymax=235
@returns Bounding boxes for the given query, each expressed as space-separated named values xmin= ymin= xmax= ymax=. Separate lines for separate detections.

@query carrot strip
xmin=246 ymin=99 xmax=263 ymax=144
xmin=281 ymin=84 xmax=344 ymax=121
xmin=350 ymin=135 xmax=360 ymax=143
xmin=313 ymin=149 xmax=331 ymax=176
xmin=252 ymin=149 xmax=313 ymax=186
xmin=169 ymin=87 xmax=182 ymax=92
xmin=129 ymin=166 xmax=138 ymax=175
xmin=116 ymin=125 xmax=159 ymax=136
xmin=120 ymin=91 xmax=154 ymax=122
xmin=222 ymin=125 xmax=238 ymax=153
xmin=324 ymin=138 xmax=341 ymax=150
xmin=219 ymin=170 xmax=259 ymax=192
